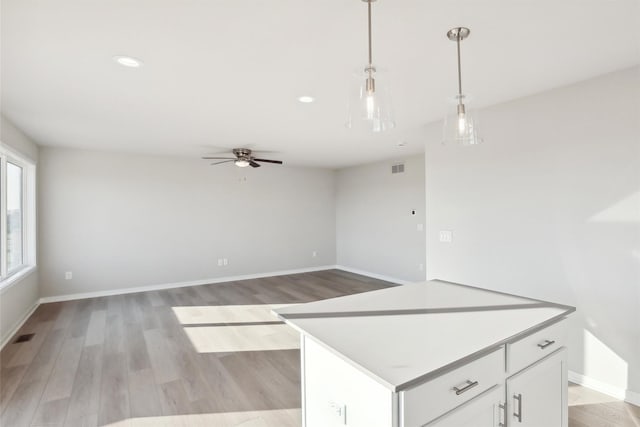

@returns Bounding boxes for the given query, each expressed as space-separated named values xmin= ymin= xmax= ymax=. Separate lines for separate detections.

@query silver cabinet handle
xmin=453 ymin=380 xmax=479 ymax=395
xmin=537 ymin=339 xmax=556 ymax=349
xmin=498 ymin=403 xmax=506 ymax=427
xmin=513 ymin=393 xmax=523 ymax=423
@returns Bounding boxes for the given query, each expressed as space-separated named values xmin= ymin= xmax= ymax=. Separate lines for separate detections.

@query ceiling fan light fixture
xmin=202 ymin=148 xmax=283 ymax=168
xmin=234 ymin=159 xmax=251 ymax=168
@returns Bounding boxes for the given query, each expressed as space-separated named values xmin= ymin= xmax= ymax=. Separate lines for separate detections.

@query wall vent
xmin=391 ymin=163 xmax=405 ymax=174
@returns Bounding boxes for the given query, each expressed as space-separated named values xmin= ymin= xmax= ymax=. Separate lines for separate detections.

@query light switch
xmin=417 ymin=223 xmax=424 ymax=231
xmin=439 ymin=230 xmax=453 ymax=243
xmin=65 ymin=272 xmax=73 ymax=280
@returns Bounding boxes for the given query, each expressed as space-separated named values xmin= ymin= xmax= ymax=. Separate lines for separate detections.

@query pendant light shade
xmin=346 ymin=0 xmax=395 ymax=132
xmin=443 ymin=27 xmax=482 ymax=145
xmin=347 ymin=67 xmax=395 ymax=132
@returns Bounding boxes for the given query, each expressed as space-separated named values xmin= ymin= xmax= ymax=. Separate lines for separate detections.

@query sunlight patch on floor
xmin=104 ymin=408 xmax=301 ymax=427
xmin=172 ymin=304 xmax=294 ymax=325
xmin=184 ymin=323 xmax=300 ymax=353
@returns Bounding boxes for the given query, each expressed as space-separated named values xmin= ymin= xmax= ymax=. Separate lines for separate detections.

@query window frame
xmin=0 ymin=144 xmax=36 ymax=284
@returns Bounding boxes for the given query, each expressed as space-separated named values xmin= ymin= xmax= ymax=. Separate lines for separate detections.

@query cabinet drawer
xmin=507 ymin=319 xmax=567 ymax=374
xmin=400 ymin=348 xmax=504 ymax=427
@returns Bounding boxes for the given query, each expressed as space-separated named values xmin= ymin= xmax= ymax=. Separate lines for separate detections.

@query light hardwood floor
xmin=1 ymin=269 xmax=638 ymax=426
xmin=569 ymin=382 xmax=640 ymax=427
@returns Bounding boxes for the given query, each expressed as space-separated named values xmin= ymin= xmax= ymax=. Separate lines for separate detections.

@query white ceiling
xmin=2 ymin=0 xmax=639 ymax=168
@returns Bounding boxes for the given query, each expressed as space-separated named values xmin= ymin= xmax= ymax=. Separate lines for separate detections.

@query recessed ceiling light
xmin=297 ymin=96 xmax=315 ymax=103
xmin=113 ymin=56 xmax=143 ymax=68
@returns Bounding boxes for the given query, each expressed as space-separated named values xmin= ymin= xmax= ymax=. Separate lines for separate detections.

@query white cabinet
xmin=301 ymin=319 xmax=569 ymax=427
xmin=506 ymin=348 xmax=568 ymax=427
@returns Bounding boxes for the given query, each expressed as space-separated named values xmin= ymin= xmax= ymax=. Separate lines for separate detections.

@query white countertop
xmin=274 ymin=280 xmax=574 ymax=391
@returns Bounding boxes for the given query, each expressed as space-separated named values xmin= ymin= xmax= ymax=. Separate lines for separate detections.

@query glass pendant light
xmin=443 ymin=27 xmax=482 ymax=145
xmin=346 ymin=0 xmax=395 ymax=132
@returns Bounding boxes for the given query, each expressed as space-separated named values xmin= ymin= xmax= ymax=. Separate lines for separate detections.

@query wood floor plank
xmin=84 ymin=310 xmax=107 ymax=347
xmin=125 ymin=322 xmax=152 ymax=373
xmin=68 ymin=299 xmax=94 ymax=339
xmin=53 ymin=301 xmax=78 ymax=332
xmin=142 ymin=328 xmax=181 ymax=385
xmin=158 ymin=379 xmax=194 ymax=415
xmin=128 ymin=368 xmax=162 ymax=418
xmin=0 ymin=378 xmax=46 ymax=426
xmin=97 ymin=351 xmax=130 ymax=426
xmin=0 ymin=365 xmax=27 ymax=414
xmin=63 ymin=412 xmax=98 ymax=427
xmin=31 ymin=397 xmax=69 ymax=427
xmin=104 ymin=313 xmax=126 ymax=356
xmin=65 ymin=345 xmax=103 ymax=422
xmin=40 ymin=336 xmax=85 ymax=403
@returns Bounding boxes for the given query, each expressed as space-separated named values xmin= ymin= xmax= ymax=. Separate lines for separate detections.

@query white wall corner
xmin=568 ymin=370 xmax=640 ymax=407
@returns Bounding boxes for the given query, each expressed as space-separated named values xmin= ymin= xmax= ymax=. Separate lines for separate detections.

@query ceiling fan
xmin=202 ymin=148 xmax=283 ymax=168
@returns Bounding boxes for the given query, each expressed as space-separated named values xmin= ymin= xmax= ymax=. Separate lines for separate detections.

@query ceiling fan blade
xmin=254 ymin=158 xmax=283 ymax=164
xmin=249 ymin=160 xmax=261 ymax=168
xmin=210 ymin=160 xmax=235 ymax=166
xmin=202 ymin=156 xmax=235 ymax=160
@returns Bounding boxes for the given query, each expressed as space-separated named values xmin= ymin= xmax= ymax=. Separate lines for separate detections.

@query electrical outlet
xmin=312 ymin=251 xmax=317 ymax=258
xmin=418 ymin=263 xmax=424 ymax=271
xmin=223 ymin=258 xmax=228 ymax=266
xmin=417 ymin=223 xmax=424 ymax=231
xmin=439 ymin=230 xmax=453 ymax=243
xmin=328 ymin=401 xmax=347 ymax=424
xmin=217 ymin=259 xmax=223 ymax=267
xmin=65 ymin=271 xmax=72 ymax=280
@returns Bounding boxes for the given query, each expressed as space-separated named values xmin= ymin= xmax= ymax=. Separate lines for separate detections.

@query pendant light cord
xmin=367 ymin=0 xmax=373 ymax=71
xmin=456 ymin=34 xmax=463 ymax=104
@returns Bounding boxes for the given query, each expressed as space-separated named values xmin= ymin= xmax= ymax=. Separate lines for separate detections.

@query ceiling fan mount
xmin=202 ymin=148 xmax=283 ymax=168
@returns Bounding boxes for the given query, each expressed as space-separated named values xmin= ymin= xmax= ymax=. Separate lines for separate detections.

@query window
xmin=0 ymin=146 xmax=35 ymax=283
xmin=7 ymin=162 xmax=23 ymax=271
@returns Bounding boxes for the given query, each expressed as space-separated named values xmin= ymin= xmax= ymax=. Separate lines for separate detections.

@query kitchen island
xmin=274 ymin=279 xmax=575 ymax=427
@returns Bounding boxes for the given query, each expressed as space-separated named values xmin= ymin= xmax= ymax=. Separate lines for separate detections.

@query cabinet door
xmin=506 ymin=348 xmax=567 ymax=427
xmin=427 ymin=385 xmax=505 ymax=427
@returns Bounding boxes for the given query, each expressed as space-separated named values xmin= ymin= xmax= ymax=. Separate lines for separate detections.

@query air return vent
xmin=391 ymin=163 xmax=405 ymax=174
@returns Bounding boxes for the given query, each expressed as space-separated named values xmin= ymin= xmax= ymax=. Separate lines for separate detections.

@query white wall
xmin=0 ymin=115 xmax=40 ymax=346
xmin=425 ymin=67 xmax=640 ymax=399
xmin=336 ymin=155 xmax=426 ymax=282
xmin=38 ymin=147 xmax=336 ymax=298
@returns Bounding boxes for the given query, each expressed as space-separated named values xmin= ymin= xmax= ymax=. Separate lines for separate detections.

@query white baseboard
xmin=569 ymin=370 xmax=640 ymax=407
xmin=39 ymin=265 xmax=337 ymax=303
xmin=0 ymin=300 xmax=40 ymax=350
xmin=334 ymin=265 xmax=417 ymax=286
